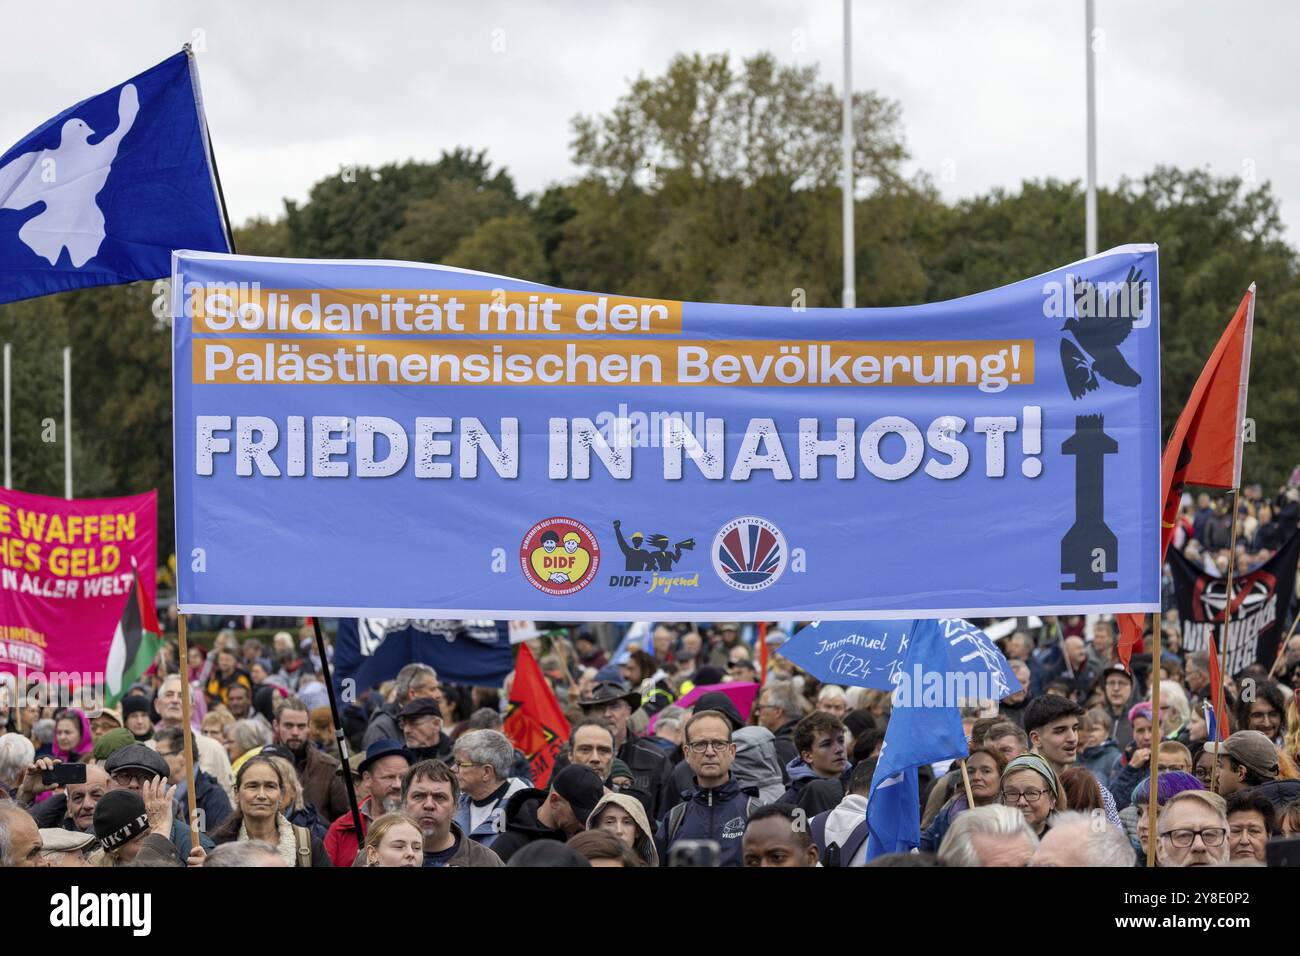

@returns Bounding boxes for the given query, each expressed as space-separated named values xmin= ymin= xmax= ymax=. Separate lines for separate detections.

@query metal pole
xmin=1145 ymin=612 xmax=1160 ymax=867
xmin=841 ymin=0 xmax=856 ymax=308
xmin=1085 ymin=0 xmax=1098 ymax=257
xmin=62 ymin=346 xmax=71 ymax=499
xmin=312 ymin=616 xmax=363 ymax=837
xmin=3 ymin=343 xmax=10 ymax=490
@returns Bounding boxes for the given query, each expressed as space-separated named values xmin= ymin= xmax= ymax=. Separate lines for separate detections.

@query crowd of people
xmin=1 ymin=490 xmax=1299 ymax=868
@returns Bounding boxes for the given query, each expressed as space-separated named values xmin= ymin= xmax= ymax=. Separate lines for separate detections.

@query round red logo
xmin=520 ymin=517 xmax=601 ymax=596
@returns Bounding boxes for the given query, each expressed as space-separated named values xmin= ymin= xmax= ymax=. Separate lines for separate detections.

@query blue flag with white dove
xmin=865 ymin=618 xmax=1021 ymax=859
xmin=776 ymin=619 xmax=919 ymax=690
xmin=0 ymin=50 xmax=230 ymax=305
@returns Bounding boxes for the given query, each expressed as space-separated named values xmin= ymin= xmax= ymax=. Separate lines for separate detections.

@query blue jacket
xmin=1080 ymin=738 xmax=1123 ymax=787
xmin=654 ymin=776 xmax=754 ymax=868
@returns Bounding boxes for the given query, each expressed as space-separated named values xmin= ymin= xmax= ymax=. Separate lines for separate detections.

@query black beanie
xmin=121 ymin=696 xmax=152 ymax=720
xmin=92 ymin=789 xmax=150 ymax=851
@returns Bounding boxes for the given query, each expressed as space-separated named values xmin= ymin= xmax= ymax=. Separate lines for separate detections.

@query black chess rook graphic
xmin=1060 ymin=413 xmax=1118 ymax=590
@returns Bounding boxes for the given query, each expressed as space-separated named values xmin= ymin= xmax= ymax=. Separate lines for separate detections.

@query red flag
xmin=1118 ymin=287 xmax=1256 ymax=667
xmin=503 ymin=643 xmax=570 ymax=788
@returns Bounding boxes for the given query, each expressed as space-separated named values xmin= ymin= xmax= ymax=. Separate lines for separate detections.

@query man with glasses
xmin=102 ymin=742 xmax=215 ymax=855
xmin=1155 ymin=790 xmax=1230 ymax=867
xmin=450 ymin=729 xmax=528 ymax=848
xmin=577 ymin=681 xmax=670 ymax=818
xmin=363 ymin=663 xmax=442 ymax=748
xmin=754 ymin=680 xmax=804 ymax=780
xmin=397 ymin=697 xmax=452 ymax=763
xmin=655 ymin=709 xmax=757 ymax=867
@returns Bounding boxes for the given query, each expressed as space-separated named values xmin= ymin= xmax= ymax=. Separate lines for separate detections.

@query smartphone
xmin=42 ymin=764 xmax=87 ymax=786
xmin=667 ymin=839 xmax=721 ymax=868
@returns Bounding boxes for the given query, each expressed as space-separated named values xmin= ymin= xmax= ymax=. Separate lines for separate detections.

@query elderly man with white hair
xmin=451 ymin=729 xmax=529 ymax=848
xmin=151 ymin=674 xmax=233 ymax=797
xmin=1032 ymin=810 xmax=1136 ymax=866
xmin=816 ymin=685 xmax=848 ymax=719
xmin=0 ymin=733 xmax=35 ymax=797
xmin=1156 ymin=790 xmax=1231 ymax=868
xmin=937 ymin=804 xmax=1038 ymax=867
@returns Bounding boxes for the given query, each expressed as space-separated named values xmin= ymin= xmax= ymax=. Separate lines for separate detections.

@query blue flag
xmin=776 ymin=619 xmax=918 ymax=690
xmin=0 ymin=50 xmax=230 ymax=304
xmin=332 ymin=619 xmax=514 ymax=692
xmin=865 ymin=618 xmax=1020 ymax=858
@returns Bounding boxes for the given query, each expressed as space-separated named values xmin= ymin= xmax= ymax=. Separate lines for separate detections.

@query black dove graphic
xmin=1059 ymin=266 xmax=1146 ymax=400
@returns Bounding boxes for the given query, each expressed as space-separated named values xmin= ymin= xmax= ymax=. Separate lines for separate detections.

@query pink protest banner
xmin=0 ymin=488 xmax=158 ymax=697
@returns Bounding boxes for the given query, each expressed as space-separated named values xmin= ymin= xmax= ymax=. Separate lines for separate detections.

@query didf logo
xmin=520 ymin=517 xmax=600 ymax=595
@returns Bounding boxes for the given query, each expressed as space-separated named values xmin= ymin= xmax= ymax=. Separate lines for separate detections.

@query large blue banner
xmin=172 ymin=245 xmax=1161 ymax=620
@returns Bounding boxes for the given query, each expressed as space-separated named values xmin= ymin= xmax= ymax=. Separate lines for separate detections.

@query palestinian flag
xmin=104 ymin=562 xmax=161 ymax=705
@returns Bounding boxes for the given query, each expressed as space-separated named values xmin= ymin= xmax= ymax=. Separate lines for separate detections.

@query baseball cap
xmin=550 ymin=764 xmax=604 ymax=823
xmin=1202 ymin=730 xmax=1279 ymax=780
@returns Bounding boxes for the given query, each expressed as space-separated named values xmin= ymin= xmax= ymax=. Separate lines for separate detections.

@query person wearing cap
xmin=93 ymin=777 xmax=188 ymax=867
xmin=1205 ymin=729 xmax=1300 ymax=808
xmin=489 ymin=764 xmax=603 ymax=863
xmin=1096 ymin=663 xmax=1138 ymax=749
xmin=102 ymin=742 xmax=216 ymax=856
xmin=1155 ymin=790 xmax=1231 ymax=867
xmin=89 ymin=706 xmax=123 ymax=743
xmin=323 ymin=738 xmax=411 ymax=868
xmin=656 ymin=709 xmax=757 ymax=867
xmin=362 ymin=663 xmax=441 ymax=748
xmin=398 ymin=759 xmax=502 ymax=867
xmin=578 ymin=680 xmax=671 ymax=819
xmin=999 ymin=753 xmax=1064 ymax=837
xmin=38 ymin=827 xmax=95 ymax=866
xmin=397 ymin=696 xmax=452 ymax=763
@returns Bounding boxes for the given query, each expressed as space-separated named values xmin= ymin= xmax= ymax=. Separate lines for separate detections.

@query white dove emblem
xmin=0 ymin=83 xmax=139 ymax=267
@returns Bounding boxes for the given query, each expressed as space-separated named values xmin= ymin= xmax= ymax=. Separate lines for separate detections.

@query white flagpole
xmin=63 ymin=346 xmax=71 ymax=499
xmin=3 ymin=343 xmax=10 ymax=490
xmin=841 ymin=0 xmax=856 ymax=308
xmin=1085 ymin=0 xmax=1098 ymax=257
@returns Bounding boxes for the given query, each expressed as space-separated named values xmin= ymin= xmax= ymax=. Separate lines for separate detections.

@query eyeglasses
xmin=454 ymin=761 xmax=482 ymax=770
xmin=1001 ymin=788 xmax=1049 ymax=804
xmin=1159 ymin=827 xmax=1227 ymax=848
xmin=685 ymin=739 xmax=732 ymax=754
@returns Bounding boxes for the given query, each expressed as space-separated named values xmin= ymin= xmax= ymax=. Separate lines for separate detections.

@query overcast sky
xmin=4 ymin=0 xmax=1297 ymax=246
